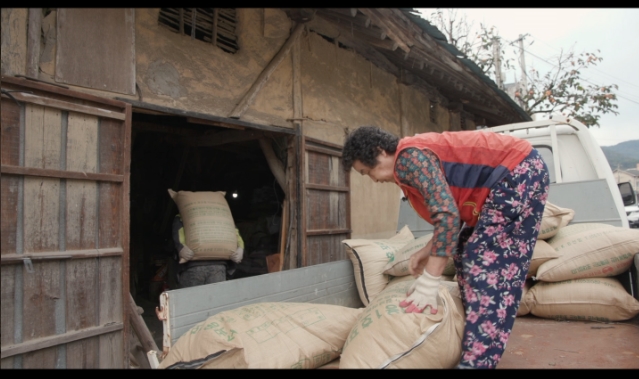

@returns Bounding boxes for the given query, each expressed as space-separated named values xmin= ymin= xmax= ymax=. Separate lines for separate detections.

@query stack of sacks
xmin=342 ymin=225 xmax=415 ymax=306
xmin=341 ymin=228 xmax=465 ymax=368
xmin=158 ymin=302 xmax=363 ymax=369
xmin=519 ymin=203 xmax=639 ymax=322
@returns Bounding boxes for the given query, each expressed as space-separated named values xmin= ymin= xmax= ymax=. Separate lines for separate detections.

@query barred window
xmin=158 ymin=8 xmax=239 ymax=54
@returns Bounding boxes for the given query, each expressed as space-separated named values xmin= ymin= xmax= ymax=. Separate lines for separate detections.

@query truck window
xmin=534 ymin=146 xmax=557 ymax=184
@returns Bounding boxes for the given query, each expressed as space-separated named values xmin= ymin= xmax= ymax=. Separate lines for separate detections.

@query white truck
xmin=152 ymin=114 xmax=639 ymax=369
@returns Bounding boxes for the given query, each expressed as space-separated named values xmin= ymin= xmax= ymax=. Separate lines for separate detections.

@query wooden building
xmin=1 ymin=8 xmax=530 ymax=368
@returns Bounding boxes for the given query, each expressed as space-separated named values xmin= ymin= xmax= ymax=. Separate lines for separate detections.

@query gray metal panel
xmin=397 ymin=178 xmax=623 ymax=235
xmin=546 ymin=179 xmax=622 ymax=226
xmin=166 ymin=260 xmax=363 ymax=345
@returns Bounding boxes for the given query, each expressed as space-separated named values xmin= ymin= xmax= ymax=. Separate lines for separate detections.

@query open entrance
xmin=128 ymin=111 xmax=289 ymax=347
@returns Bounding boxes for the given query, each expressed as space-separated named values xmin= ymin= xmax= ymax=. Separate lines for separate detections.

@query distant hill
xmin=601 ymin=140 xmax=639 ymax=170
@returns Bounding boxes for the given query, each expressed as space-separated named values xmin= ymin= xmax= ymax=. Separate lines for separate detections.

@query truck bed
xmin=157 ymin=260 xmax=639 ymax=369
xmin=498 ymin=316 xmax=639 ymax=369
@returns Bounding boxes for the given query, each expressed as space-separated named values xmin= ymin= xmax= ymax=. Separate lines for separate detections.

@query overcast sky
xmin=416 ymin=8 xmax=639 ymax=147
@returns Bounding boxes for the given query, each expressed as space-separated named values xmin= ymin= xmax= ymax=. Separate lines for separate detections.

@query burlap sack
xmin=158 ymin=302 xmax=363 ymax=369
xmin=342 ymin=226 xmax=415 ymax=306
xmin=535 ymin=223 xmax=639 ymax=282
xmin=526 ymin=278 xmax=639 ymax=322
xmin=168 ymin=189 xmax=237 ymax=260
xmin=516 ymin=280 xmax=534 ymax=316
xmin=527 ymin=240 xmax=560 ymax=278
xmin=538 ymin=202 xmax=575 ymax=240
xmin=382 ymin=234 xmax=458 ymax=278
xmin=339 ymin=276 xmax=465 ymax=369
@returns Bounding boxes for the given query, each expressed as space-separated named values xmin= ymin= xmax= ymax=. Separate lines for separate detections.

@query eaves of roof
xmin=401 ymin=9 xmax=532 ymax=122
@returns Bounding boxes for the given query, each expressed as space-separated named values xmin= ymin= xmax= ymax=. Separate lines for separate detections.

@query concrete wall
xmin=2 ymin=8 xmax=458 ymax=240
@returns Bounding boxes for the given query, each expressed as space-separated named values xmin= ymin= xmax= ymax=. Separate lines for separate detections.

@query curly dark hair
xmin=342 ymin=126 xmax=399 ymax=171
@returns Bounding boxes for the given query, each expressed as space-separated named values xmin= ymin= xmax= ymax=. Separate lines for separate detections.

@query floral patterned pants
xmin=453 ymin=149 xmax=549 ymax=369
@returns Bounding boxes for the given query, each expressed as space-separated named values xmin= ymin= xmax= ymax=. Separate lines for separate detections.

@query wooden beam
xmin=357 ymin=8 xmax=410 ymax=53
xmin=186 ymin=116 xmax=244 ymax=130
xmin=320 ymin=12 xmax=386 ymax=40
xmin=26 ymin=8 xmax=42 ymax=78
xmin=332 ymin=22 xmax=398 ymax=51
xmin=211 ymin=8 xmax=219 ymax=47
xmin=1 ymin=164 xmax=124 ymax=183
xmin=259 ymin=138 xmax=288 ymax=197
xmin=319 ymin=10 xmax=377 ymax=33
xmin=292 ymin=33 xmax=303 ymax=121
xmin=229 ymin=23 xmax=305 ymax=119
xmin=331 ymin=30 xmax=400 ymax=77
xmin=127 ymin=294 xmax=160 ymax=360
xmin=1 ymin=248 xmax=124 ymax=265
xmin=133 ymin=121 xmax=202 ymax=136
xmin=1 ymin=323 xmax=123 ymax=359
xmin=1 ymin=91 xmax=126 ymax=120
xmin=117 ymin=98 xmax=296 ymax=135
xmin=305 ymin=183 xmax=349 ymax=192
xmin=306 ymin=228 xmax=351 ymax=236
xmin=278 ymin=199 xmax=289 ymax=271
xmin=179 ymin=8 xmax=184 ymax=34
xmin=193 ymin=129 xmax=265 ymax=147
xmin=191 ymin=8 xmax=197 ymax=39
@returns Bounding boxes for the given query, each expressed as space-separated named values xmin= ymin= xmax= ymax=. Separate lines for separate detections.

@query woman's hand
xmin=409 ymin=240 xmax=432 ymax=278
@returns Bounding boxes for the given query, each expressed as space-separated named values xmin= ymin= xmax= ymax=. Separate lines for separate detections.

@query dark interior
xmin=128 ymin=112 xmax=286 ymax=306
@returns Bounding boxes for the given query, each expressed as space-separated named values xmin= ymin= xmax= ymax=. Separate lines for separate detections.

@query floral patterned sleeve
xmin=395 ymin=147 xmax=461 ymax=258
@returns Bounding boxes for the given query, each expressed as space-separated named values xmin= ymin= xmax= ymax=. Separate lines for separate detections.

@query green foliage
xmin=424 ymin=9 xmax=619 ymax=128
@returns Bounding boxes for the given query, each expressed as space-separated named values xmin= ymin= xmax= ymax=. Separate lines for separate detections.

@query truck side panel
xmin=162 ymin=260 xmax=362 ymax=347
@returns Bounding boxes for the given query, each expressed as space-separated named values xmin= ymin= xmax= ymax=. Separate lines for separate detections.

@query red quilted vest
xmin=394 ymin=131 xmax=532 ymax=226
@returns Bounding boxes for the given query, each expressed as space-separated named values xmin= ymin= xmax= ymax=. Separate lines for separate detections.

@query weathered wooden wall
xmin=9 ymin=8 xmax=457 ymax=240
xmin=0 ymin=78 xmax=130 ymax=368
xmin=0 ymin=8 xmax=28 ymax=77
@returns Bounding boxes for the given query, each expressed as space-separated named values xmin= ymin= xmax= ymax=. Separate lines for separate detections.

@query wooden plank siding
xmin=0 ymin=76 xmax=130 ymax=368
xmin=303 ymin=139 xmax=350 ymax=267
xmin=55 ymin=9 xmax=136 ymax=95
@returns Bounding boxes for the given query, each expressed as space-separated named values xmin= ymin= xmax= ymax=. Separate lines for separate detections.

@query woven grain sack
xmin=339 ymin=276 xmax=465 ymax=369
xmin=158 ymin=302 xmax=363 ymax=369
xmin=342 ymin=226 xmax=414 ymax=306
xmin=382 ymin=234 xmax=457 ymax=278
xmin=526 ymin=278 xmax=639 ymax=322
xmin=168 ymin=189 xmax=237 ymax=260
xmin=538 ymin=202 xmax=575 ymax=240
xmin=535 ymin=223 xmax=639 ymax=282
xmin=527 ymin=240 xmax=560 ymax=278
xmin=516 ymin=280 xmax=534 ymax=316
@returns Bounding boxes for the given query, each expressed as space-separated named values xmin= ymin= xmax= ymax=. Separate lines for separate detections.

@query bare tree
xmin=423 ymin=9 xmax=618 ymax=127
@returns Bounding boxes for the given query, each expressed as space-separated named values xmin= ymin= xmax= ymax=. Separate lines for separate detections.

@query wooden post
xmin=229 ymin=23 xmax=305 ymax=119
xmin=191 ymin=8 xmax=197 ymax=39
xmin=26 ymin=8 xmax=42 ymax=78
xmin=179 ymin=9 xmax=184 ymax=34
xmin=278 ymin=199 xmax=289 ymax=271
xmin=258 ymin=138 xmax=288 ymax=197
xmin=127 ymin=294 xmax=160 ymax=365
xmin=211 ymin=8 xmax=219 ymax=47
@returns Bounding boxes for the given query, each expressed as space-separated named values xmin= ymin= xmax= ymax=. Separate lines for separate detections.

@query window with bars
xmin=158 ymin=8 xmax=239 ymax=54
